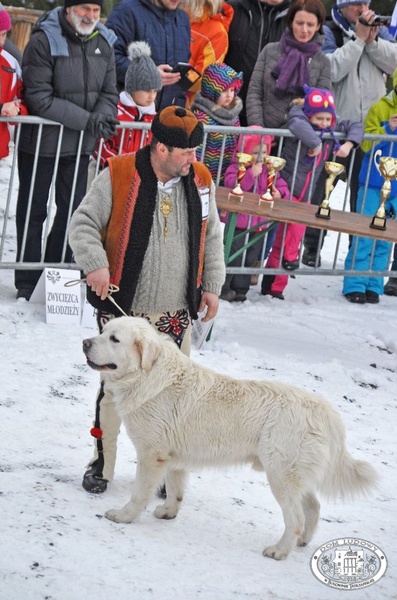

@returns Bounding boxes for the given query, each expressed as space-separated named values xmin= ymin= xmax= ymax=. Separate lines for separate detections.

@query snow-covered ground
xmin=0 ymin=151 xmax=396 ymax=599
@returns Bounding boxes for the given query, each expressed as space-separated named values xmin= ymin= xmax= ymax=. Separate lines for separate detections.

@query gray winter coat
xmin=19 ymin=8 xmax=118 ymax=157
xmin=323 ymin=15 xmax=397 ymax=123
xmin=246 ymin=32 xmax=331 ymax=129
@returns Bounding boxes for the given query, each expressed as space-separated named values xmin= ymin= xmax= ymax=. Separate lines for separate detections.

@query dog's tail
xmin=321 ymin=413 xmax=378 ymax=500
xmin=322 ymin=452 xmax=378 ymax=500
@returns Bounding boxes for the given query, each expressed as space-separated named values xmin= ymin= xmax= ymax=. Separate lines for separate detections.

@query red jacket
xmin=0 ymin=48 xmax=28 ymax=159
xmin=94 ymin=93 xmax=156 ymax=167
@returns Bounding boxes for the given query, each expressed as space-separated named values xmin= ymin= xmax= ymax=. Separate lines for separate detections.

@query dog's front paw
xmin=263 ymin=544 xmax=290 ymax=560
xmin=105 ymin=508 xmax=135 ymax=523
xmin=153 ymin=504 xmax=178 ymax=520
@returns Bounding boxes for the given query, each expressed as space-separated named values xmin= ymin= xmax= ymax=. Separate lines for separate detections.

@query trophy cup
xmin=228 ymin=152 xmax=253 ymax=201
xmin=259 ymin=156 xmax=286 ymax=205
xmin=370 ymin=152 xmax=397 ymax=230
xmin=315 ymin=161 xmax=345 ymax=219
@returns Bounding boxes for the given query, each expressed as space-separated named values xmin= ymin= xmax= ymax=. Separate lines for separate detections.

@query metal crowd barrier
xmin=0 ymin=116 xmax=396 ymax=280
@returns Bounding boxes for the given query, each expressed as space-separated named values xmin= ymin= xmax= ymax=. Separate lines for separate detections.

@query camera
xmin=358 ymin=15 xmax=391 ymax=27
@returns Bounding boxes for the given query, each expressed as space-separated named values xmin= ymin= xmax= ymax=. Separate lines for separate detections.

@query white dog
xmin=83 ymin=316 xmax=377 ymax=560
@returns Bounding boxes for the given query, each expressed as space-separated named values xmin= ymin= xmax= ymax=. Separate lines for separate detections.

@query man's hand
xmin=355 ymin=9 xmax=381 ymax=43
xmin=157 ymin=64 xmax=181 ymax=87
xmin=86 ymin=113 xmax=119 ymax=139
xmin=198 ymin=291 xmax=219 ymax=322
xmin=86 ymin=267 xmax=110 ymax=300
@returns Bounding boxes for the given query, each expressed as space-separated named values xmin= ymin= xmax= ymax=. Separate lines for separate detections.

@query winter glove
xmin=86 ymin=113 xmax=118 ymax=139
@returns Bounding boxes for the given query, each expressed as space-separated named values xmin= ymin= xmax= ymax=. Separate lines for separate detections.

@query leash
xmin=64 ymin=278 xmax=128 ymax=316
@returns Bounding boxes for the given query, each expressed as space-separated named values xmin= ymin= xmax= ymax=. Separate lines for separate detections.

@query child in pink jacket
xmin=221 ymin=129 xmax=290 ymax=301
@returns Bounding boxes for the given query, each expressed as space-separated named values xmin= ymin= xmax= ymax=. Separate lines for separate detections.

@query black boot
xmin=82 ymin=460 xmax=108 ymax=494
xmin=384 ymin=277 xmax=397 ymax=296
xmin=261 ymin=274 xmax=275 ymax=296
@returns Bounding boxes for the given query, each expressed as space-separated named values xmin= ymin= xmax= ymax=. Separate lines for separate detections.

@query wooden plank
xmin=215 ymin=186 xmax=397 ymax=243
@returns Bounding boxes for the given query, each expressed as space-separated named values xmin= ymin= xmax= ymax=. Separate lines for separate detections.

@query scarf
xmin=331 ymin=6 xmax=356 ymax=39
xmin=272 ymin=29 xmax=322 ymax=97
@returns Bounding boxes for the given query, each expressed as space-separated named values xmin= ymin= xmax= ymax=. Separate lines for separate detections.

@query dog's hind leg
xmin=297 ymin=492 xmax=320 ymax=547
xmin=105 ymin=453 xmax=167 ymax=524
xmin=154 ymin=468 xmax=188 ymax=520
xmin=263 ymin=472 xmax=305 ymax=560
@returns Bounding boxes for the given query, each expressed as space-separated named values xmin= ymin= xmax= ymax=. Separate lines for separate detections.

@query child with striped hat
xmin=191 ymin=62 xmax=243 ymax=184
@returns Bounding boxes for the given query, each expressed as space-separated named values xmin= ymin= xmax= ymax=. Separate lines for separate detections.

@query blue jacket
xmin=106 ymin=0 xmax=191 ymax=109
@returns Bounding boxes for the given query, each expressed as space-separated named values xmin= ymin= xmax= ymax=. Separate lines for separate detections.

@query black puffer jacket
xmin=224 ymin=0 xmax=290 ymax=123
xmin=19 ymin=7 xmax=118 ymax=157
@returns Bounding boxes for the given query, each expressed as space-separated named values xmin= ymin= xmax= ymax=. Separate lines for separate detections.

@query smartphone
xmin=172 ymin=62 xmax=200 ymax=76
xmin=171 ymin=63 xmax=202 ymax=90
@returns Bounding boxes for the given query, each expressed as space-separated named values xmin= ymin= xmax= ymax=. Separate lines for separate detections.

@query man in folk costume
xmin=69 ymin=105 xmax=226 ymax=493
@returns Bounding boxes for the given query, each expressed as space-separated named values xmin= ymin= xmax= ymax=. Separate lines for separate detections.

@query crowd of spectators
xmin=1 ymin=0 xmax=397 ymax=304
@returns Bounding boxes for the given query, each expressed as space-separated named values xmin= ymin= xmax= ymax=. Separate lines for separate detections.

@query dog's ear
xmin=135 ymin=333 xmax=162 ymax=371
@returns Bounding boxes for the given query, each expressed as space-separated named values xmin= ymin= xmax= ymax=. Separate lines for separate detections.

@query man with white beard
xmin=15 ymin=1 xmax=119 ymax=301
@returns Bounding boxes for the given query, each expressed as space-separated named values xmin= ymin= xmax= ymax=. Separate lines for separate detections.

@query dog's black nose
xmin=83 ymin=339 xmax=92 ymax=354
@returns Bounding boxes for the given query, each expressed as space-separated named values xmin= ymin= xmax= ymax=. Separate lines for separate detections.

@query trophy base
xmin=315 ymin=205 xmax=331 ymax=220
xmin=228 ymin=192 xmax=244 ymax=203
xmin=370 ymin=215 xmax=386 ymax=230
xmin=258 ymin=198 xmax=274 ymax=209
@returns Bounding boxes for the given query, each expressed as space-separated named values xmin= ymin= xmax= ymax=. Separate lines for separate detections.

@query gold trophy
xmin=316 ymin=161 xmax=345 ymax=219
xmin=370 ymin=152 xmax=397 ymax=230
xmin=229 ymin=152 xmax=253 ymax=201
xmin=259 ymin=156 xmax=286 ymax=205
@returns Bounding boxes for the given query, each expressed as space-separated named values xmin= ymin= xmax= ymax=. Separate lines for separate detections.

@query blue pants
xmin=343 ymin=186 xmax=394 ymax=295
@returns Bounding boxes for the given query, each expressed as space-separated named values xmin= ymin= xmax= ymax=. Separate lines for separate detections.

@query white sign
xmin=191 ymin=310 xmax=215 ymax=349
xmin=30 ymin=268 xmax=82 ymax=325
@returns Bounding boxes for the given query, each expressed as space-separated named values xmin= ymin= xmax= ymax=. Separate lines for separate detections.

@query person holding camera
xmin=302 ymin=0 xmax=397 ymax=268
xmin=15 ymin=0 xmax=119 ymax=301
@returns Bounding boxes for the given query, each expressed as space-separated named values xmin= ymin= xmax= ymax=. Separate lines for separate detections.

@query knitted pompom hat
xmin=302 ymin=84 xmax=337 ymax=127
xmin=151 ymin=106 xmax=204 ymax=148
xmin=0 ymin=3 xmax=12 ymax=32
xmin=125 ymin=41 xmax=162 ymax=93
xmin=201 ymin=62 xmax=243 ymax=104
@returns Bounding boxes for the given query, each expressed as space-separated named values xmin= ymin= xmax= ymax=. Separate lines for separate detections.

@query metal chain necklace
xmin=159 ymin=194 xmax=173 ymax=243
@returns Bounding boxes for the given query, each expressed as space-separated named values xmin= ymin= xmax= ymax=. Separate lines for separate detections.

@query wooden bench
xmin=215 ymin=186 xmax=397 ymax=243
